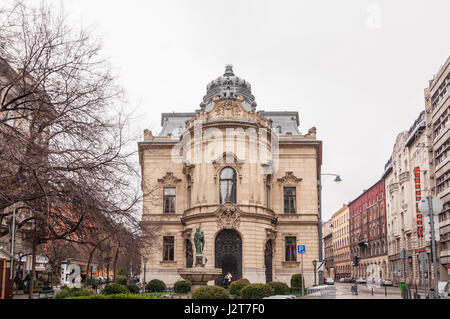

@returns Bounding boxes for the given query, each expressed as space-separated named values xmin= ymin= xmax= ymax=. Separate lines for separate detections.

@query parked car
xmin=325 ymin=278 xmax=335 ymax=285
xmin=438 ymin=281 xmax=450 ymax=299
xmin=382 ymin=279 xmax=393 ymax=286
xmin=348 ymin=277 xmax=356 ymax=283
xmin=356 ymin=277 xmax=366 ymax=284
xmin=339 ymin=278 xmax=345 ymax=283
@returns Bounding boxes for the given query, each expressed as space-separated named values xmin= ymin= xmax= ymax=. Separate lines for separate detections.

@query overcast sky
xmin=44 ymin=0 xmax=450 ymax=221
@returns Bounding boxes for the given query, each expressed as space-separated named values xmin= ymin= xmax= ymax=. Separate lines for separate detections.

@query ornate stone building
xmin=139 ymin=65 xmax=322 ymax=287
xmin=383 ymin=111 xmax=435 ymax=286
xmin=331 ymin=205 xmax=351 ymax=279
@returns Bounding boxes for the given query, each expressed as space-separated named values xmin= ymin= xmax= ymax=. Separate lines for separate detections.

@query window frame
xmin=163 ymin=187 xmax=176 ymax=214
xmin=163 ymin=236 xmax=175 ymax=261
xmin=283 ymin=187 xmax=297 ymax=214
xmin=219 ymin=167 xmax=237 ymax=204
xmin=285 ymin=236 xmax=297 ymax=262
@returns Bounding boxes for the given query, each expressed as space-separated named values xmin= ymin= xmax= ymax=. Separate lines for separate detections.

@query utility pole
xmin=318 ymin=180 xmax=324 ymax=286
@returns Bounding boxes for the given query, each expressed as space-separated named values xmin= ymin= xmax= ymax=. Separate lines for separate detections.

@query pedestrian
xmin=223 ymin=272 xmax=232 ymax=289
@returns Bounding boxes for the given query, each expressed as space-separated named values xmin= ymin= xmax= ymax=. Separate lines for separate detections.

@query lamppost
xmin=318 ymin=173 xmax=342 ymax=286
xmin=312 ymin=260 xmax=317 ymax=286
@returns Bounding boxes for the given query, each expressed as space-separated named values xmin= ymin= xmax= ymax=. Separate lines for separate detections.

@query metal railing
xmin=306 ymin=285 xmax=336 ymax=299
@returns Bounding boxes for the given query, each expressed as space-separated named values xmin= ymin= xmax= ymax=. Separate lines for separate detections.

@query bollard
xmin=385 ymin=285 xmax=387 ymax=296
xmin=372 ymin=287 xmax=374 ymax=296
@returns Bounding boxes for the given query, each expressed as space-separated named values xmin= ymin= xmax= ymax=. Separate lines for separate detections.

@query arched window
xmin=220 ymin=167 xmax=237 ymax=204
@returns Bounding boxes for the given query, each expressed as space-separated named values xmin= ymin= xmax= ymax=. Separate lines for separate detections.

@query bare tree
xmin=0 ymin=1 xmax=146 ymax=298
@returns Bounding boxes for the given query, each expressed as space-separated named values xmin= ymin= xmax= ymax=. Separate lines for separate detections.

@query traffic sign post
xmin=418 ymin=196 xmax=442 ymax=299
xmin=297 ymin=245 xmax=306 ymax=296
xmin=419 ymin=252 xmax=428 ymax=298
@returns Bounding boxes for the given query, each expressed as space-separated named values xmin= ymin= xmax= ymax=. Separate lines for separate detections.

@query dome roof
xmin=200 ymin=65 xmax=257 ymax=112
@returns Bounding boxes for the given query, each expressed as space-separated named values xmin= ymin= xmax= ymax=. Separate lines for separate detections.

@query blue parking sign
xmin=297 ymin=245 xmax=306 ymax=254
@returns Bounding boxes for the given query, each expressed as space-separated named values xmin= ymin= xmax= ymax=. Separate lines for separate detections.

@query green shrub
xmin=229 ymin=278 xmax=250 ymax=296
xmin=191 ymin=286 xmax=230 ymax=299
xmin=267 ymin=282 xmax=290 ymax=295
xmin=145 ymin=279 xmax=166 ymax=292
xmin=68 ymin=293 xmax=157 ymax=299
xmin=240 ymin=284 xmax=274 ymax=299
xmin=174 ymin=280 xmax=191 ymax=293
xmin=116 ymin=275 xmax=128 ymax=285
xmin=54 ymin=287 xmax=95 ymax=299
xmin=102 ymin=283 xmax=129 ymax=295
xmin=290 ymin=274 xmax=305 ymax=290
xmin=127 ymin=283 xmax=140 ymax=294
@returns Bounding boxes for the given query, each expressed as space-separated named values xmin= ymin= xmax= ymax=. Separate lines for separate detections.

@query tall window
xmin=284 ymin=187 xmax=296 ymax=214
xmin=163 ymin=187 xmax=176 ymax=213
xmin=163 ymin=236 xmax=174 ymax=261
xmin=187 ymin=176 xmax=192 ymax=209
xmin=220 ymin=167 xmax=236 ymax=204
xmin=285 ymin=237 xmax=297 ymax=261
xmin=266 ymin=175 xmax=271 ymax=208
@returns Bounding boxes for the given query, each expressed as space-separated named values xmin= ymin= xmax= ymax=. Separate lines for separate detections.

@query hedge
xmin=191 ymin=286 xmax=230 ymax=299
xmin=127 ymin=284 xmax=140 ymax=294
xmin=174 ymin=280 xmax=191 ymax=293
xmin=290 ymin=274 xmax=305 ymax=290
xmin=116 ymin=275 xmax=128 ymax=286
xmin=146 ymin=279 xmax=166 ymax=292
xmin=54 ymin=287 xmax=95 ymax=299
xmin=229 ymin=278 xmax=250 ymax=296
xmin=102 ymin=283 xmax=129 ymax=295
xmin=68 ymin=294 xmax=157 ymax=299
xmin=240 ymin=284 xmax=274 ymax=299
xmin=267 ymin=282 xmax=290 ymax=295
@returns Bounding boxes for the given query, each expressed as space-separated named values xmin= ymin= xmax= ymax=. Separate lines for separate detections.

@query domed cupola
xmin=200 ymin=65 xmax=257 ymax=112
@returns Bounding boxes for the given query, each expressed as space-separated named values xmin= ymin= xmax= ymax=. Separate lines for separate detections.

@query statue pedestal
xmin=195 ymin=254 xmax=207 ymax=267
xmin=177 ymin=267 xmax=222 ymax=292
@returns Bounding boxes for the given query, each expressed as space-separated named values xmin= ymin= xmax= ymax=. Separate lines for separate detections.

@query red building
xmin=349 ymin=179 xmax=388 ymax=279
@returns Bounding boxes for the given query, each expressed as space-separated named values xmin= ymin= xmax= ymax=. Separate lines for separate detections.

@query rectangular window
xmin=285 ymin=236 xmax=297 ymax=261
xmin=266 ymin=175 xmax=271 ymax=208
xmin=163 ymin=187 xmax=176 ymax=213
xmin=284 ymin=187 xmax=296 ymax=214
xmin=163 ymin=236 xmax=174 ymax=261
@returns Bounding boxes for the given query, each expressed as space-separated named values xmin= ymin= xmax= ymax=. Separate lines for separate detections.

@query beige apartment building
xmin=331 ymin=205 xmax=351 ymax=279
xmin=424 ymin=55 xmax=450 ymax=281
xmin=139 ymin=65 xmax=322 ymax=288
xmin=383 ymin=111 xmax=434 ymax=286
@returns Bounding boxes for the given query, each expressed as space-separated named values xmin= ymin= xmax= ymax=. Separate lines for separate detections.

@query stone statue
xmin=194 ymin=224 xmax=205 ymax=255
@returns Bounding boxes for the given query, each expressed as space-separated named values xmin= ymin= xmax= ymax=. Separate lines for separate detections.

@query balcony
xmin=358 ymin=234 xmax=368 ymax=247
xmin=399 ymin=172 xmax=410 ymax=184
xmin=388 ymin=183 xmax=399 ymax=194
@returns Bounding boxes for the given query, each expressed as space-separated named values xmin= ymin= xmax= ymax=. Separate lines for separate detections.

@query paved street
xmin=332 ymin=282 xmax=432 ymax=299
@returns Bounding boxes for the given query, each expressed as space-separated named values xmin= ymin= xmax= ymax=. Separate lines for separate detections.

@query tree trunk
xmin=113 ymin=246 xmax=119 ymax=282
xmin=85 ymin=247 xmax=96 ymax=287
xmin=50 ymin=266 xmax=54 ymax=288
xmin=29 ymin=241 xmax=37 ymax=299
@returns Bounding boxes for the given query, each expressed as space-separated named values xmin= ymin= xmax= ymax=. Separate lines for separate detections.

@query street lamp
xmin=318 ymin=173 xmax=342 ymax=286
xmin=312 ymin=260 xmax=317 ymax=286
